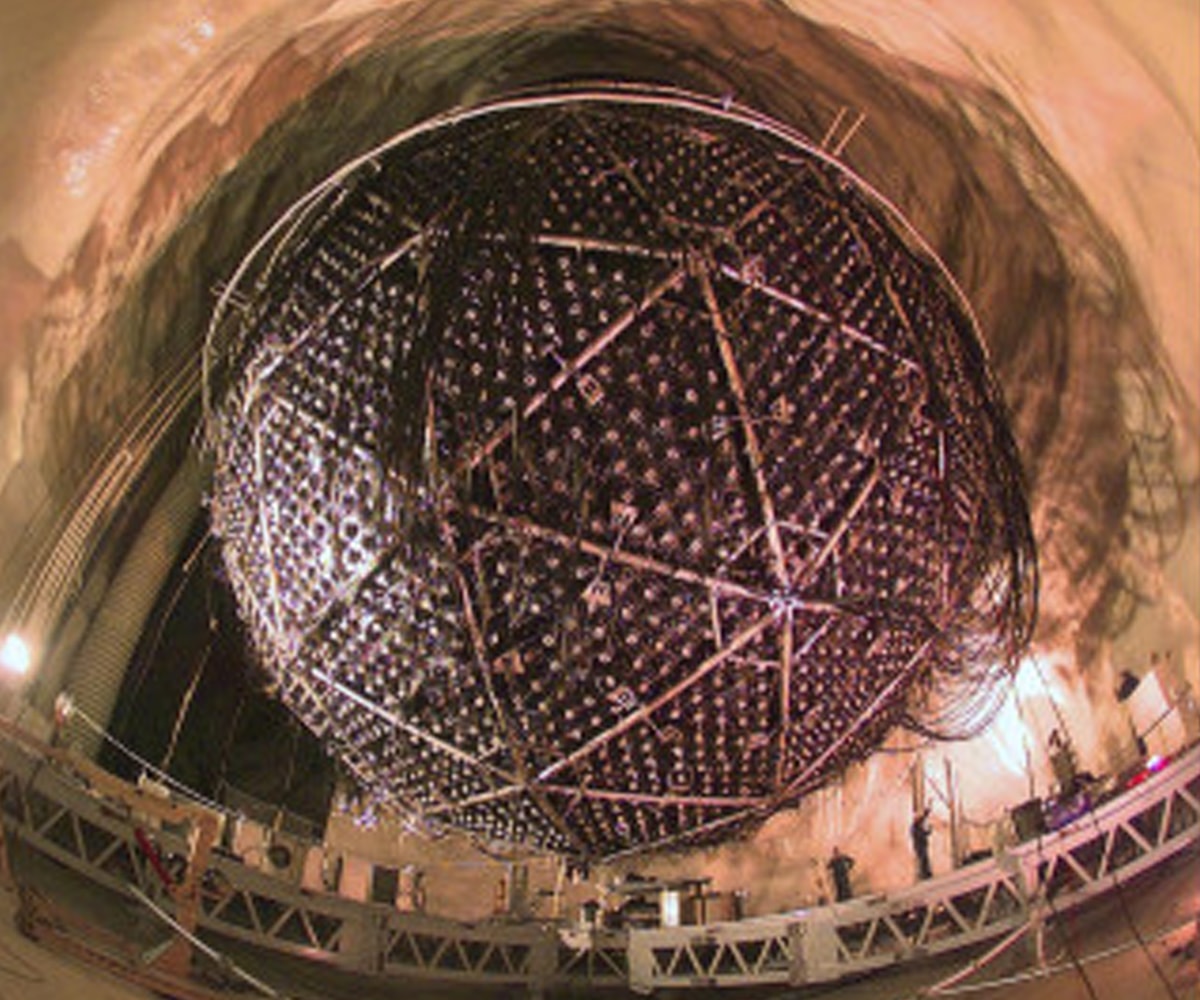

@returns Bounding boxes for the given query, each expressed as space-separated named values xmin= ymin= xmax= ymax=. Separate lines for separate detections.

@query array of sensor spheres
xmin=208 ymin=89 xmax=1035 ymax=857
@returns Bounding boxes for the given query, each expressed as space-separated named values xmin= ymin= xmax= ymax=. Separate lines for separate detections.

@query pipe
xmin=65 ymin=454 xmax=206 ymax=759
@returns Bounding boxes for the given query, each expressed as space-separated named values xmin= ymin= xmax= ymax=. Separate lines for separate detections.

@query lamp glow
xmin=1 ymin=634 xmax=31 ymax=676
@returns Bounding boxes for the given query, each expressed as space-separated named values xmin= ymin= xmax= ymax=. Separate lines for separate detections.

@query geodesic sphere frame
xmin=206 ymin=86 xmax=1035 ymax=858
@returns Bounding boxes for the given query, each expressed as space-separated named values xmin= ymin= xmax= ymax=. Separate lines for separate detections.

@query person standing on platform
xmin=910 ymin=806 xmax=933 ymax=880
xmin=827 ymin=847 xmax=855 ymax=901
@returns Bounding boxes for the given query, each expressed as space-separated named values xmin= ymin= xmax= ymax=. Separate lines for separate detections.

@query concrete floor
xmin=0 ymin=889 xmax=154 ymax=1000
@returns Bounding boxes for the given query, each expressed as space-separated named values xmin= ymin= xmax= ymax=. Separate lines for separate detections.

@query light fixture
xmin=0 ymin=633 xmax=31 ymax=677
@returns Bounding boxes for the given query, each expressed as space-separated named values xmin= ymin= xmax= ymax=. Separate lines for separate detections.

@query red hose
xmin=133 ymin=827 xmax=175 ymax=890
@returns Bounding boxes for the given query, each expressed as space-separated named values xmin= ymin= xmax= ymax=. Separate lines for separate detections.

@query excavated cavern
xmin=0 ymin=3 xmax=1196 ymax=998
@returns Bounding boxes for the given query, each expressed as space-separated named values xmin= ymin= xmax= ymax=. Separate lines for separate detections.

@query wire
xmin=66 ymin=705 xmax=231 ymax=818
xmin=923 ymin=916 xmax=1194 ymax=997
xmin=1002 ymin=666 xmax=1099 ymax=1000
xmin=1031 ymin=852 xmax=1100 ymax=1000
xmin=1023 ymin=660 xmax=1181 ymax=1000
xmin=919 ymin=916 xmax=1036 ymax=995
xmin=126 ymin=883 xmax=286 ymax=998
xmin=61 ymin=710 xmax=535 ymax=874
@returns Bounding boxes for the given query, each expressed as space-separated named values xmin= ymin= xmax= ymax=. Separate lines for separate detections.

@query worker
xmin=827 ymin=846 xmax=855 ymax=901
xmin=910 ymin=806 xmax=933 ymax=880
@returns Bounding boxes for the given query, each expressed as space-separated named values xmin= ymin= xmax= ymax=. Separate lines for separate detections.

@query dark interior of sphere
xmin=208 ymin=88 xmax=1035 ymax=858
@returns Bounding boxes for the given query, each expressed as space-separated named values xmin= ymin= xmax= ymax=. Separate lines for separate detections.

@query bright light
xmin=1013 ymin=654 xmax=1063 ymax=705
xmin=1 ymin=633 xmax=31 ymax=676
xmin=54 ymin=692 xmax=76 ymax=725
xmin=981 ymin=692 xmax=1031 ymax=777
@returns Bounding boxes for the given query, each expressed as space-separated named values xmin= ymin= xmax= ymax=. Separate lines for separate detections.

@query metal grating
xmin=205 ymin=86 xmax=1036 ymax=859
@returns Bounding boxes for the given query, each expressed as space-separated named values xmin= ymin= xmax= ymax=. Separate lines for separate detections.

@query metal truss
xmin=0 ymin=747 xmax=161 ymax=899
xmin=629 ymin=748 xmax=1200 ymax=992
xmin=1 ymin=731 xmax=1197 ymax=996
xmin=554 ymin=928 xmax=630 ymax=989
xmin=628 ymin=918 xmax=795 ymax=989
